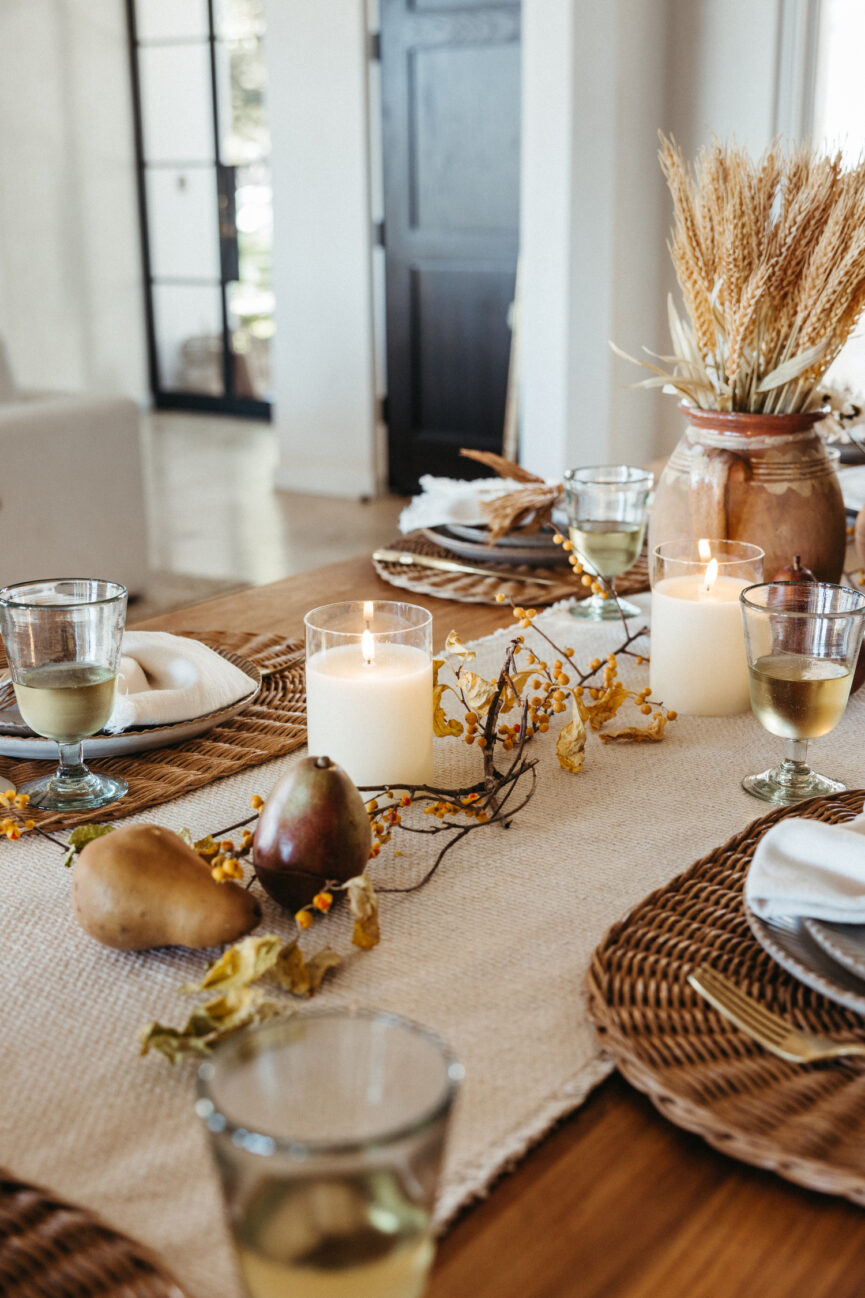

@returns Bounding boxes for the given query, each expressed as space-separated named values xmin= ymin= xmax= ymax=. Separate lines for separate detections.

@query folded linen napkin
xmin=745 ymin=811 xmax=865 ymax=923
xmin=398 ymin=474 xmax=560 ymax=533
xmin=104 ymin=631 xmax=257 ymax=732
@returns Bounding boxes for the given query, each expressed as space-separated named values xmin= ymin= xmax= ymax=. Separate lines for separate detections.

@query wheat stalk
xmin=624 ymin=136 xmax=865 ymax=413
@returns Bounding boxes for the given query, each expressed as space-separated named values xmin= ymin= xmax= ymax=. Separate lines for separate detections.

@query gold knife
xmin=372 ymin=548 xmax=561 ymax=587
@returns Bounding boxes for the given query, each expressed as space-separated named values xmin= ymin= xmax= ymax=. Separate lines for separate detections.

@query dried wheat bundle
xmin=615 ymin=136 xmax=865 ymax=413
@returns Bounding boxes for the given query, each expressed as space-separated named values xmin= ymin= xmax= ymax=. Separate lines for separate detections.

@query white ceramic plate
xmin=0 ymin=649 xmax=262 ymax=760
xmin=745 ymin=903 xmax=865 ymax=1016
xmin=802 ymin=917 xmax=865 ymax=984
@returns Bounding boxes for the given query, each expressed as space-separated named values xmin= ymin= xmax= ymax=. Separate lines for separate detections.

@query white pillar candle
xmin=305 ymin=602 xmax=434 ymax=787
xmin=650 ymin=570 xmax=751 ymax=715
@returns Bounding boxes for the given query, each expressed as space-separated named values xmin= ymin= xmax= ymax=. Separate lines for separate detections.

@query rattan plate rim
xmin=586 ymin=789 xmax=865 ymax=1207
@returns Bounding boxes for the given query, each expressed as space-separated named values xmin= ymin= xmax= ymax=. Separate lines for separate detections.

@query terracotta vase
xmin=649 ymin=406 xmax=846 ymax=583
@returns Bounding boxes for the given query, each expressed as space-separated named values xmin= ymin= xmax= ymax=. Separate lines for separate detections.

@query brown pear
xmin=72 ymin=824 xmax=261 ymax=950
xmin=253 ymin=755 xmax=372 ymax=911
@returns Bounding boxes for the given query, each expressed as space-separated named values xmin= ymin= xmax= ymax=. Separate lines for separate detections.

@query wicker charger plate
xmin=374 ymin=530 xmax=650 ymax=606
xmin=0 ymin=1169 xmax=186 ymax=1297
xmin=0 ymin=631 xmax=306 ymax=834
xmin=586 ymin=790 xmax=865 ymax=1205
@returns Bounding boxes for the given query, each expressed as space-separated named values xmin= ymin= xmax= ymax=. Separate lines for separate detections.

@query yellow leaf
xmin=599 ymin=713 xmax=668 ymax=743
xmin=500 ymin=670 xmax=534 ymax=713
xmin=347 ymin=874 xmax=381 ymax=949
xmin=138 ymin=987 xmax=289 ymax=1063
xmin=433 ymin=659 xmax=463 ymax=737
xmin=445 ymin=630 xmax=476 ymax=662
xmin=583 ymin=680 xmax=630 ymax=731
xmin=457 ymin=669 xmax=498 ymax=716
xmin=556 ymin=700 xmax=586 ymax=773
xmin=181 ymin=934 xmax=282 ymax=995
xmin=272 ymin=941 xmax=341 ymax=996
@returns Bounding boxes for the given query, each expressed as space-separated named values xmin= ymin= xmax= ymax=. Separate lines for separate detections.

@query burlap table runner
xmin=4 ymin=597 xmax=865 ymax=1298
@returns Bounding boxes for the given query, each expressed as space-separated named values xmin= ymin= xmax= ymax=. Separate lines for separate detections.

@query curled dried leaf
xmin=556 ymin=700 xmax=587 ymax=773
xmin=583 ymin=681 xmax=630 ymax=731
xmin=138 ymin=987 xmax=289 ymax=1063
xmin=63 ymin=823 xmax=114 ymax=868
xmin=182 ymin=933 xmax=282 ymax=995
xmin=500 ymin=670 xmax=534 ymax=713
xmin=273 ymin=941 xmax=341 ymax=997
xmin=433 ymin=659 xmax=463 ymax=738
xmin=599 ymin=713 xmax=668 ymax=743
xmin=346 ymin=874 xmax=381 ymax=950
xmin=445 ymin=630 xmax=476 ymax=662
xmin=457 ymin=669 xmax=498 ymax=716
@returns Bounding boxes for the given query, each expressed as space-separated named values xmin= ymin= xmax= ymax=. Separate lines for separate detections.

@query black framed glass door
xmin=127 ymin=0 xmax=273 ymax=417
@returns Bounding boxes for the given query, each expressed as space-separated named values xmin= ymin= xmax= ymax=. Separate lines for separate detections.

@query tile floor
xmin=141 ymin=411 xmax=406 ymax=588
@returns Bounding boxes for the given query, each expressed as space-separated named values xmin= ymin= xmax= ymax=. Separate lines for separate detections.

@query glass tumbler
xmin=0 ymin=578 xmax=128 ymax=810
xmin=196 ymin=1009 xmax=463 ymax=1298
xmin=563 ymin=466 xmax=653 ymax=619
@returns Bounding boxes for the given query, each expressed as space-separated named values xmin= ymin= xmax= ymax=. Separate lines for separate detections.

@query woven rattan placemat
xmin=587 ymin=789 xmax=865 ymax=1205
xmin=0 ymin=631 xmax=305 ymax=834
xmin=373 ymin=530 xmax=650 ymax=605
xmin=0 ymin=1169 xmax=186 ymax=1297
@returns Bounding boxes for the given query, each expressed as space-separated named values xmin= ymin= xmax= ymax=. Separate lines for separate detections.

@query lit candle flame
xmin=703 ymin=557 xmax=719 ymax=594
xmin=361 ymin=628 xmax=375 ymax=665
xmin=363 ymin=600 xmax=374 ymax=622
xmin=698 ymin=538 xmax=712 ymax=562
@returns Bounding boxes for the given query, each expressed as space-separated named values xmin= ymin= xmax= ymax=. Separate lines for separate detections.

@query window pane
xmin=153 ymin=283 xmax=224 ymax=394
xmin=214 ymin=37 xmax=270 ymax=165
xmin=139 ymin=43 xmax=214 ymax=163
xmin=228 ymin=280 xmax=273 ymax=400
xmin=146 ymin=167 xmax=221 ymax=281
xmin=136 ymin=0 xmax=209 ymax=43
xmin=214 ymin=0 xmax=265 ymax=41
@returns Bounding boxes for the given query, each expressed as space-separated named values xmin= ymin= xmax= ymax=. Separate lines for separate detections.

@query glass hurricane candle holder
xmin=196 ymin=1010 xmax=463 ymax=1298
xmin=0 ymin=578 xmax=128 ymax=810
xmin=650 ymin=539 xmax=764 ymax=715
xmin=563 ymin=465 xmax=653 ymax=620
xmin=739 ymin=580 xmax=865 ymax=804
xmin=305 ymin=600 xmax=433 ymax=788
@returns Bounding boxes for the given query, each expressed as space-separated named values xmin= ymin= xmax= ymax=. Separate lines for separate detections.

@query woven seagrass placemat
xmin=0 ymin=1169 xmax=186 ymax=1297
xmin=587 ymin=789 xmax=865 ymax=1205
xmin=373 ymin=530 xmax=650 ymax=605
xmin=0 ymin=631 xmax=305 ymax=833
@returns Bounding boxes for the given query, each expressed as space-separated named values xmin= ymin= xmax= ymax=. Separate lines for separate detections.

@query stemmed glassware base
xmin=571 ymin=591 xmax=643 ymax=621
xmin=741 ymin=757 xmax=845 ymax=806
xmin=21 ymin=745 xmax=128 ymax=811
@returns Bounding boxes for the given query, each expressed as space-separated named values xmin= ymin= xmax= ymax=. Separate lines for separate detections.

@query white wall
xmin=264 ymin=0 xmax=379 ymax=498
xmin=0 ymin=0 xmax=146 ymax=399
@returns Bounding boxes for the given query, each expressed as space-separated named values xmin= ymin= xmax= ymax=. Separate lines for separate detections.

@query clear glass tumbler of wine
xmin=739 ymin=580 xmax=865 ymax=805
xmin=0 ymin=578 xmax=128 ymax=810
xmin=196 ymin=1010 xmax=463 ymax=1298
xmin=563 ymin=465 xmax=653 ymax=619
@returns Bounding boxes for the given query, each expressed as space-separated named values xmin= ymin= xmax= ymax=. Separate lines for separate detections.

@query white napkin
xmin=398 ymin=474 xmax=561 ymax=533
xmin=745 ymin=811 xmax=865 ymax=923
xmin=104 ymin=631 xmax=257 ymax=732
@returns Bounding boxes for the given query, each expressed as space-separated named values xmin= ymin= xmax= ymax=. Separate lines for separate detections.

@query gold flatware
xmin=373 ymin=548 xmax=560 ymax=587
xmin=688 ymin=963 xmax=865 ymax=1063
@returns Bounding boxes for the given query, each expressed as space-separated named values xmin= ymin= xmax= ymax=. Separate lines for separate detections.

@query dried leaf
xmin=500 ymin=670 xmax=534 ymax=713
xmin=556 ymin=700 xmax=586 ymax=773
xmin=346 ymin=874 xmax=381 ymax=950
xmin=177 ymin=829 xmax=221 ymax=858
xmin=138 ymin=987 xmax=289 ymax=1063
xmin=599 ymin=713 xmax=668 ymax=743
xmin=458 ymin=448 xmax=544 ymax=483
xmin=445 ymin=630 xmax=476 ymax=662
xmin=583 ymin=681 xmax=630 ymax=731
xmin=756 ymin=338 xmax=829 ymax=393
xmin=181 ymin=933 xmax=283 ymax=995
xmin=457 ymin=669 xmax=497 ymax=716
xmin=433 ymin=659 xmax=463 ymax=738
xmin=273 ymin=940 xmax=341 ymax=996
xmin=62 ymin=823 xmax=114 ymax=868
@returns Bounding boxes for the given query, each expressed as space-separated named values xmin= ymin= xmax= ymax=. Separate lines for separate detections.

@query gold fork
xmin=688 ymin=964 xmax=865 ymax=1063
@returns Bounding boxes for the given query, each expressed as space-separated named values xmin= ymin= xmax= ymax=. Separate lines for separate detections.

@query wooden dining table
xmin=142 ymin=555 xmax=865 ymax=1298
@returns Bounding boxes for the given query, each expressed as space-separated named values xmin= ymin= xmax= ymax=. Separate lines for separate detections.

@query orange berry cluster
xmin=552 ymin=532 xmax=609 ymax=598
xmin=210 ymin=818 xmax=256 ymax=883
xmin=294 ymin=889 xmax=334 ymax=930
xmin=366 ymin=795 xmax=404 ymax=858
xmin=0 ymin=789 xmax=34 ymax=839
xmin=421 ymin=794 xmax=489 ymax=823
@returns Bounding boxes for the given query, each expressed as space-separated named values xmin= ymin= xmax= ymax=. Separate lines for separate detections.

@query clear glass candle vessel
xmin=739 ymin=581 xmax=865 ymax=804
xmin=563 ymin=465 xmax=653 ymax=620
xmin=650 ymin=540 xmax=764 ymax=716
xmin=0 ymin=578 xmax=128 ymax=810
xmin=305 ymin=600 xmax=433 ymax=789
xmin=196 ymin=1010 xmax=463 ymax=1298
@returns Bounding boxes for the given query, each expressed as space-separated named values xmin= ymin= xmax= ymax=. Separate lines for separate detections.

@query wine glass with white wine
xmin=563 ymin=466 xmax=653 ymax=619
xmin=0 ymin=578 xmax=128 ymax=810
xmin=739 ymin=581 xmax=865 ymax=804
